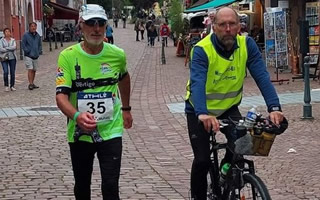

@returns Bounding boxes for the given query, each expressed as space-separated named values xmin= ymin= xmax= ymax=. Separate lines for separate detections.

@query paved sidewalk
xmin=0 ymin=24 xmax=320 ymax=200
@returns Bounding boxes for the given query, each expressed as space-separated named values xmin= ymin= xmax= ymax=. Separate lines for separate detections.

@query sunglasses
xmin=84 ymin=19 xmax=107 ymax=27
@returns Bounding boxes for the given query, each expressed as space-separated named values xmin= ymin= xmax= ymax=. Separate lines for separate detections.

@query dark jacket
xmin=22 ymin=31 xmax=42 ymax=59
xmin=148 ymin=28 xmax=158 ymax=38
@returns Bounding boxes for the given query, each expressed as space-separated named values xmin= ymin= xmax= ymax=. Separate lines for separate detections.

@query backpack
xmin=162 ymin=27 xmax=168 ymax=34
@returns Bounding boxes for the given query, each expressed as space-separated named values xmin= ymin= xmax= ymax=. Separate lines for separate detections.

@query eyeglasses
xmin=215 ymin=22 xmax=238 ymax=29
xmin=84 ymin=19 xmax=107 ymax=27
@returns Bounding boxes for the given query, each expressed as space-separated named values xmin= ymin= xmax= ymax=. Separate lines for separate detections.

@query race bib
xmin=77 ymin=92 xmax=114 ymax=122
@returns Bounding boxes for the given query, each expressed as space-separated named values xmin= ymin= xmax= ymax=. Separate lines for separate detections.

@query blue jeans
xmin=1 ymin=59 xmax=16 ymax=87
xmin=69 ymin=137 xmax=122 ymax=200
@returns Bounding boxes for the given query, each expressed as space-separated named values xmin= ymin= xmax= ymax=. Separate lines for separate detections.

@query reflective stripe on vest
xmin=185 ymin=34 xmax=248 ymax=117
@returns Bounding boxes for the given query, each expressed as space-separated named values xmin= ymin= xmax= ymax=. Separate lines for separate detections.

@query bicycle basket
xmin=234 ymin=131 xmax=276 ymax=156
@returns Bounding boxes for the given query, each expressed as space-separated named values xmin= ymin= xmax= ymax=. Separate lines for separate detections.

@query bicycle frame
xmin=209 ymin=133 xmax=256 ymax=200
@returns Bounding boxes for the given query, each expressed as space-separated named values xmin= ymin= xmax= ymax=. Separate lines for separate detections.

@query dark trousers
xmin=140 ymin=30 xmax=144 ymax=40
xmin=150 ymin=37 xmax=155 ymax=46
xmin=1 ymin=59 xmax=16 ymax=87
xmin=135 ymin=30 xmax=140 ymax=41
xmin=162 ymin=37 xmax=168 ymax=47
xmin=69 ymin=137 xmax=122 ymax=200
xmin=107 ymin=36 xmax=114 ymax=44
xmin=187 ymin=106 xmax=242 ymax=200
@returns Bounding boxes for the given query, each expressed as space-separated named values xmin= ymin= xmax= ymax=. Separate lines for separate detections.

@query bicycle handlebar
xmin=219 ymin=115 xmax=288 ymax=136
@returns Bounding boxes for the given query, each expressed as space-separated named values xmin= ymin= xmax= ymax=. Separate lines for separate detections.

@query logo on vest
xmin=213 ymin=66 xmax=236 ymax=84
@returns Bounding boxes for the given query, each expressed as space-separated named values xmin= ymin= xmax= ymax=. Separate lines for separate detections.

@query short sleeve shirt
xmin=56 ymin=42 xmax=127 ymax=143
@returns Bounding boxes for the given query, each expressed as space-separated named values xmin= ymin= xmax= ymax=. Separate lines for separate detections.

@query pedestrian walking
xmin=121 ymin=13 xmax=127 ymax=28
xmin=148 ymin=24 xmax=158 ymax=47
xmin=146 ymin=17 xmax=153 ymax=45
xmin=106 ymin=23 xmax=114 ymax=44
xmin=160 ymin=22 xmax=170 ymax=47
xmin=22 ymin=22 xmax=42 ymax=90
xmin=56 ymin=4 xmax=133 ymax=200
xmin=0 ymin=28 xmax=17 ymax=91
xmin=134 ymin=19 xmax=140 ymax=41
xmin=113 ymin=13 xmax=119 ymax=28
xmin=139 ymin=21 xmax=145 ymax=40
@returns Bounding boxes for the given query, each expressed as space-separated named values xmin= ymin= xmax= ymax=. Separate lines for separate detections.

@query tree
xmin=168 ymin=0 xmax=184 ymax=40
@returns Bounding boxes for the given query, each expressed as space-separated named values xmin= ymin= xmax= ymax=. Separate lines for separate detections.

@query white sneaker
xmin=10 ymin=87 xmax=16 ymax=91
xmin=5 ymin=87 xmax=9 ymax=92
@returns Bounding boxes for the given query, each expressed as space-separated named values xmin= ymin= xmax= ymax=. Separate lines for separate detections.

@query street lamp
xmin=17 ymin=0 xmax=23 ymax=60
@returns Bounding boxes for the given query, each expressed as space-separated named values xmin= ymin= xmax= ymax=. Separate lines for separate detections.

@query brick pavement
xmin=0 ymin=24 xmax=320 ymax=199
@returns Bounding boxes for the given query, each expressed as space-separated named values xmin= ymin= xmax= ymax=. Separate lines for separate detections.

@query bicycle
xmin=204 ymin=114 xmax=288 ymax=200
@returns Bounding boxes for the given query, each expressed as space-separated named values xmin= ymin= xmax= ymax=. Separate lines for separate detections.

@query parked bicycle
xmin=202 ymin=114 xmax=288 ymax=200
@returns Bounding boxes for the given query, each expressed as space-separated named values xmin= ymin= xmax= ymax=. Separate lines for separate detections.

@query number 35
xmin=86 ymin=102 xmax=106 ymax=114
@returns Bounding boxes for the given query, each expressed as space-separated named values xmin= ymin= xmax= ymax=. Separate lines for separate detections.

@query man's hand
xmin=269 ymin=111 xmax=284 ymax=125
xmin=76 ymin=112 xmax=97 ymax=131
xmin=198 ymin=114 xmax=220 ymax=133
xmin=122 ymin=111 xmax=133 ymax=129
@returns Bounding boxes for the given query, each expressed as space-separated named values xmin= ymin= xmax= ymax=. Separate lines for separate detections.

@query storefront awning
xmin=185 ymin=0 xmax=238 ymax=13
xmin=48 ymin=1 xmax=79 ymax=21
xmin=190 ymin=0 xmax=210 ymax=8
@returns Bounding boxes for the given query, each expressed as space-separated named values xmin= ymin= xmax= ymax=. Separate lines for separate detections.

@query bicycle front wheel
xmin=236 ymin=173 xmax=271 ymax=200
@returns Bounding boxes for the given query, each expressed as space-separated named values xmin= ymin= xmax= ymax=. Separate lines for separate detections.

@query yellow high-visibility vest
xmin=185 ymin=34 xmax=248 ymax=117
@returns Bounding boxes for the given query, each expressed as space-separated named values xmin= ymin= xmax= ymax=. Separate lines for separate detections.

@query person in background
xmin=106 ymin=23 xmax=114 ymax=44
xmin=22 ymin=22 xmax=42 ymax=90
xmin=239 ymin=22 xmax=248 ymax=36
xmin=146 ymin=17 xmax=153 ymax=45
xmin=113 ymin=13 xmax=119 ymax=28
xmin=139 ymin=21 xmax=145 ymax=40
xmin=206 ymin=11 xmax=216 ymax=34
xmin=0 ymin=28 xmax=17 ymax=91
xmin=122 ymin=12 xmax=127 ymax=28
xmin=160 ymin=22 xmax=170 ymax=47
xmin=148 ymin=24 xmax=158 ymax=47
xmin=134 ymin=19 xmax=140 ymax=41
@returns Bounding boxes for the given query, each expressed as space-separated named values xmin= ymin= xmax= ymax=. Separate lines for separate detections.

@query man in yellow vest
xmin=185 ymin=7 xmax=284 ymax=199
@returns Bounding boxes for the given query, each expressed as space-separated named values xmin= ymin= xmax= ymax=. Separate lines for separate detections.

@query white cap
xmin=79 ymin=4 xmax=108 ymax=21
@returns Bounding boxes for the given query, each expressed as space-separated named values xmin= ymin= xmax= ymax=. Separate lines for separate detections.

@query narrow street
xmin=0 ymin=23 xmax=320 ymax=199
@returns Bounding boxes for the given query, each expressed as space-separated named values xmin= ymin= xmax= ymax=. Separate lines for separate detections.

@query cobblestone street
xmin=1 ymin=24 xmax=320 ymax=199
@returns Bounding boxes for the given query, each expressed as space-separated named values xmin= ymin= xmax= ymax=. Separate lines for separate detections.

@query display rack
xmin=264 ymin=9 xmax=289 ymax=84
xmin=306 ymin=2 xmax=320 ymax=65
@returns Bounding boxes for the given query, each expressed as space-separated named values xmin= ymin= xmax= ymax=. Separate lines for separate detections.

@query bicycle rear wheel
xmin=236 ymin=173 xmax=271 ymax=200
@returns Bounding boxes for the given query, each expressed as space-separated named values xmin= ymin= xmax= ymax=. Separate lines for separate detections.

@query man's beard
xmin=220 ymin=35 xmax=236 ymax=50
xmin=83 ymin=34 xmax=103 ymax=46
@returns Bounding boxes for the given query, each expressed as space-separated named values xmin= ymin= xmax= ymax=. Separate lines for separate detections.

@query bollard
xmin=302 ymin=56 xmax=314 ymax=119
xmin=60 ymin=31 xmax=64 ymax=47
xmin=161 ymin=38 xmax=166 ymax=65
xmin=54 ymin=31 xmax=58 ymax=49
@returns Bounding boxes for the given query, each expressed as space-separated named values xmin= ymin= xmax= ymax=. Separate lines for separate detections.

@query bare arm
xmin=118 ymin=73 xmax=133 ymax=129
xmin=118 ymin=73 xmax=131 ymax=107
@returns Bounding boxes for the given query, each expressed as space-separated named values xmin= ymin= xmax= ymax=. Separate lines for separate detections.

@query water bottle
xmin=219 ymin=163 xmax=231 ymax=185
xmin=244 ymin=106 xmax=258 ymax=129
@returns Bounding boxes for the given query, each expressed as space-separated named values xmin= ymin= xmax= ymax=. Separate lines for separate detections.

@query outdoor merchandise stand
xmin=264 ymin=8 xmax=289 ymax=84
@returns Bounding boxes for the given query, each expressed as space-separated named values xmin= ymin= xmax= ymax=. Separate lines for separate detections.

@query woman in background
xmin=0 ymin=28 xmax=17 ymax=91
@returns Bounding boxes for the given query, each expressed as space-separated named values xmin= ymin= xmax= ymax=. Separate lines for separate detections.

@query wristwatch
xmin=121 ymin=106 xmax=131 ymax=111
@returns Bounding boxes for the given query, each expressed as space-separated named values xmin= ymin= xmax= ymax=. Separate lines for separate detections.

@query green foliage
xmin=168 ymin=0 xmax=184 ymax=38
